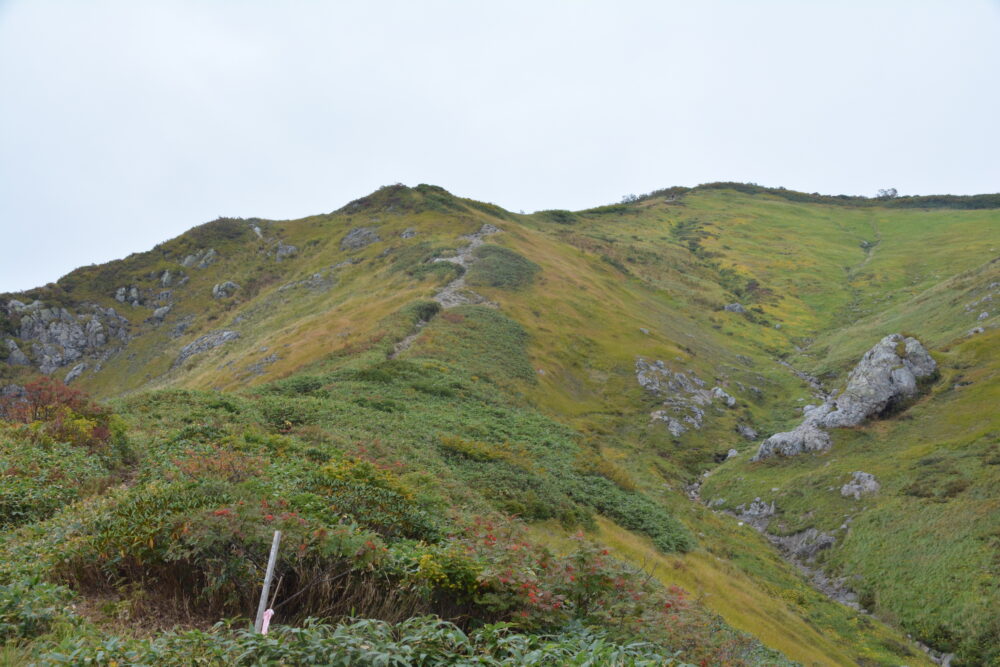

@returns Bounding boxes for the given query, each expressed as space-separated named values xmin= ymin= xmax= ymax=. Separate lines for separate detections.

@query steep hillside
xmin=1 ymin=183 xmax=998 ymax=665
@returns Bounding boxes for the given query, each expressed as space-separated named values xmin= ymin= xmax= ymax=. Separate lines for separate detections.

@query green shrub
xmin=34 ymin=616 xmax=693 ymax=666
xmin=0 ymin=579 xmax=73 ymax=641
xmin=465 ymin=245 xmax=540 ymax=289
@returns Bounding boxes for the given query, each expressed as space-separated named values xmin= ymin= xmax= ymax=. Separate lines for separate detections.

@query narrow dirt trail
xmin=388 ymin=223 xmax=501 ymax=359
xmin=431 ymin=223 xmax=501 ymax=308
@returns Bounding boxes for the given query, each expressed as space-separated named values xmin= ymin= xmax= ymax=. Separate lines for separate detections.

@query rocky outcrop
xmin=735 ymin=497 xmax=775 ymax=530
xmin=5 ymin=340 xmax=30 ymax=366
xmin=16 ymin=304 xmax=130 ymax=374
xmin=773 ymin=528 xmax=837 ymax=562
xmin=275 ymin=242 xmax=298 ymax=261
xmin=736 ymin=423 xmax=758 ymax=440
xmin=64 ymin=362 xmax=87 ymax=384
xmin=753 ymin=404 xmax=833 ymax=460
xmin=181 ymin=248 xmax=218 ymax=269
xmin=755 ymin=334 xmax=936 ymax=460
xmin=340 ymin=227 xmax=381 ymax=251
xmin=841 ymin=471 xmax=880 ymax=500
xmin=818 ymin=334 xmax=936 ymax=428
xmin=724 ymin=303 xmax=746 ymax=314
xmin=212 ymin=281 xmax=240 ymax=299
xmin=400 ymin=228 xmax=417 ymax=239
xmin=115 ymin=286 xmax=142 ymax=307
xmin=173 ymin=330 xmax=239 ymax=368
xmin=636 ymin=358 xmax=737 ymax=437
xmin=150 ymin=306 xmax=171 ymax=322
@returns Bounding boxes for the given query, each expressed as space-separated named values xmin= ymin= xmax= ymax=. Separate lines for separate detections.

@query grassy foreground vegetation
xmin=3 ymin=182 xmax=998 ymax=664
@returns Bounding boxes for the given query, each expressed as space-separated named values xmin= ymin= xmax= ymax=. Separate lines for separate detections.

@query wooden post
xmin=254 ymin=530 xmax=282 ymax=633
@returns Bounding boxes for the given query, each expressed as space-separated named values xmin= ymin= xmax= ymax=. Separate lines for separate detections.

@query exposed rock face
xmin=724 ymin=303 xmax=746 ymax=314
xmin=753 ymin=404 xmax=833 ymax=460
xmin=773 ymin=528 xmax=836 ymax=562
xmin=400 ymin=228 xmax=417 ymax=239
xmin=841 ymin=471 xmax=880 ymax=500
xmin=5 ymin=340 xmax=30 ymax=366
xmin=818 ymin=334 xmax=936 ymax=428
xmin=636 ymin=358 xmax=737 ymax=437
xmin=17 ymin=305 xmax=130 ymax=374
xmin=340 ymin=227 xmax=381 ymax=251
xmin=150 ymin=306 xmax=171 ymax=322
xmin=736 ymin=423 xmax=758 ymax=440
xmin=711 ymin=386 xmax=737 ymax=407
xmin=115 ymin=286 xmax=143 ymax=307
xmin=212 ymin=281 xmax=240 ymax=299
xmin=736 ymin=497 xmax=775 ymax=530
xmin=64 ymin=362 xmax=87 ymax=384
xmin=173 ymin=330 xmax=239 ymax=368
xmin=275 ymin=242 xmax=298 ymax=261
xmin=755 ymin=334 xmax=935 ymax=460
xmin=181 ymin=248 xmax=218 ymax=269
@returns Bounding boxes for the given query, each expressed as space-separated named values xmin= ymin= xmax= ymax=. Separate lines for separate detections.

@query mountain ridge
xmin=1 ymin=182 xmax=998 ymax=664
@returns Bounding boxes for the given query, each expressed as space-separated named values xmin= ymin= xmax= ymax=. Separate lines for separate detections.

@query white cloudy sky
xmin=1 ymin=1 xmax=998 ymax=292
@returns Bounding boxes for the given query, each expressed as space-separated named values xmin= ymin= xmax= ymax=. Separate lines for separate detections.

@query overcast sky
xmin=1 ymin=1 xmax=998 ymax=293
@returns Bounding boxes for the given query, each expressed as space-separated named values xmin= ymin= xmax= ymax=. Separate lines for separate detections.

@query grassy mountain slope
xmin=2 ymin=183 xmax=998 ymax=664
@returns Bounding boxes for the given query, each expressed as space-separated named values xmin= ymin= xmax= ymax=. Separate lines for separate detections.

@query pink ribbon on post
xmin=261 ymin=608 xmax=275 ymax=634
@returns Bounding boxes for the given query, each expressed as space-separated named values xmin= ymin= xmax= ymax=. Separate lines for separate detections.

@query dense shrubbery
xmin=466 ymin=245 xmax=540 ymax=289
xmin=0 ymin=378 xmax=131 ymax=528
xmin=34 ymin=616 xmax=693 ymax=666
xmin=0 ymin=579 xmax=72 ymax=642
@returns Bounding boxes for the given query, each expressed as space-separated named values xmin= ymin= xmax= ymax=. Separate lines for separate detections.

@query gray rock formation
xmin=150 ymin=306 xmax=171 ymax=322
xmin=753 ymin=412 xmax=832 ymax=460
xmin=978 ymin=311 xmax=989 ymax=321
xmin=726 ymin=448 xmax=739 ymax=460
xmin=400 ymin=228 xmax=417 ymax=239
xmin=724 ymin=303 xmax=746 ymax=314
xmin=161 ymin=271 xmax=173 ymax=287
xmin=5 ymin=340 xmax=30 ymax=366
xmin=340 ymin=227 xmax=382 ymax=250
xmin=755 ymin=334 xmax=935 ymax=460
xmin=818 ymin=334 xmax=936 ymax=428
xmin=174 ymin=330 xmax=239 ymax=368
xmin=198 ymin=248 xmax=218 ymax=268
xmin=275 ymin=242 xmax=298 ymax=261
xmin=637 ymin=358 xmax=739 ymax=437
xmin=115 ymin=286 xmax=142 ymax=306
xmin=212 ymin=281 xmax=240 ymax=299
xmin=735 ymin=497 xmax=775 ymax=530
xmin=711 ymin=386 xmax=737 ymax=407
xmin=181 ymin=248 xmax=218 ymax=269
xmin=773 ymin=528 xmax=836 ymax=562
xmin=64 ymin=362 xmax=87 ymax=384
xmin=736 ymin=423 xmax=758 ymax=440
xmin=341 ymin=227 xmax=381 ymax=251
xmin=16 ymin=304 xmax=129 ymax=374
xmin=841 ymin=471 xmax=880 ymax=500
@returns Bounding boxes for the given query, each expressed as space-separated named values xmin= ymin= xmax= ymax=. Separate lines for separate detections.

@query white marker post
xmin=254 ymin=530 xmax=282 ymax=633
